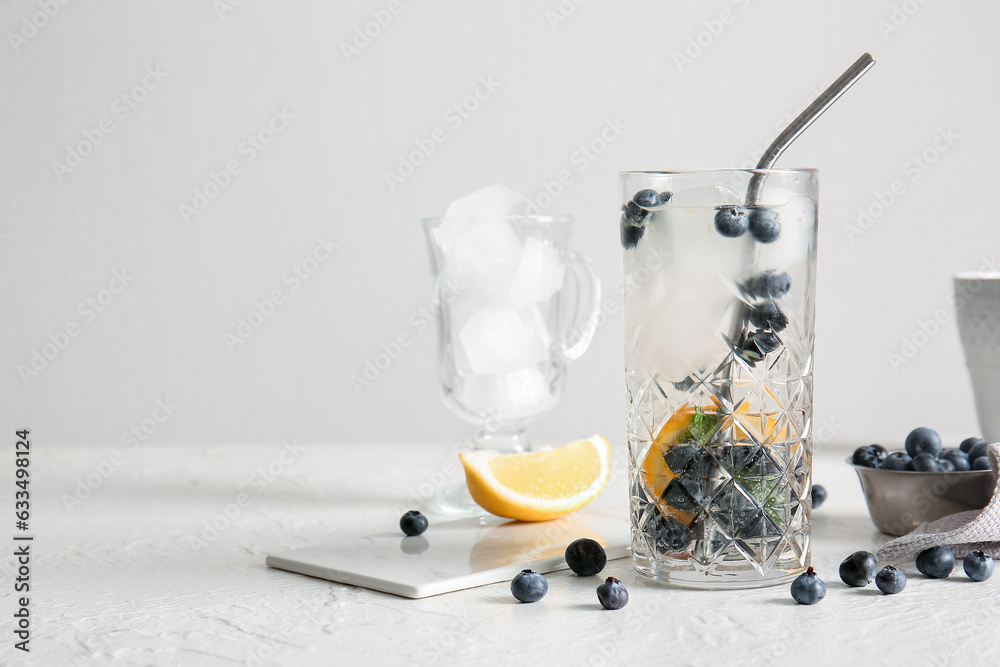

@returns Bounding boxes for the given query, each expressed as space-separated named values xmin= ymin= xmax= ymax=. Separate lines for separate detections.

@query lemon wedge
xmin=459 ymin=435 xmax=611 ymax=522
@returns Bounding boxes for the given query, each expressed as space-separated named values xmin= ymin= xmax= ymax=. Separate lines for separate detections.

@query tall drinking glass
xmin=620 ymin=169 xmax=818 ymax=588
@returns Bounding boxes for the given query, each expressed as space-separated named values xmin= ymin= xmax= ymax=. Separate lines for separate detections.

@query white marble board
xmin=265 ymin=505 xmax=629 ymax=598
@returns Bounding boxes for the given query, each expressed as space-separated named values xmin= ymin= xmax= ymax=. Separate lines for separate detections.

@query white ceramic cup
xmin=955 ymin=272 xmax=1000 ymax=443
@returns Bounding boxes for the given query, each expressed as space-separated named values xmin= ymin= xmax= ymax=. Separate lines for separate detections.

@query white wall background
xmin=2 ymin=0 xmax=998 ymax=450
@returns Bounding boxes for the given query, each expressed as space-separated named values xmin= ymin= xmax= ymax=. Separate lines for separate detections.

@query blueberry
xmin=960 ymin=437 xmax=986 ymax=454
xmin=790 ymin=567 xmax=826 ymax=604
xmin=564 ymin=538 xmax=607 ymax=576
xmin=963 ymin=550 xmax=994 ymax=581
xmin=620 ymin=204 xmax=647 ymax=249
xmin=940 ymin=449 xmax=971 ymax=472
xmin=714 ymin=206 xmax=749 ymax=238
xmin=750 ymin=301 xmax=788 ymax=332
xmin=916 ymin=546 xmax=955 ymax=578
xmin=649 ymin=514 xmax=693 ymax=554
xmin=852 ymin=445 xmax=882 ymax=469
xmin=510 ymin=569 xmax=548 ymax=603
xmin=904 ymin=427 xmax=942 ymax=458
xmin=973 ymin=456 xmax=992 ymax=471
xmin=662 ymin=477 xmax=709 ymax=511
xmin=656 ymin=191 xmax=673 ymax=206
xmin=714 ymin=488 xmax=759 ymax=527
xmin=938 ymin=459 xmax=956 ymax=472
xmin=882 ymin=452 xmax=914 ymax=471
xmin=869 ymin=444 xmax=888 ymax=465
xmin=839 ymin=551 xmax=878 ymax=587
xmin=911 ymin=452 xmax=941 ymax=472
xmin=664 ymin=444 xmax=712 ymax=479
xmin=596 ymin=576 xmax=629 ymax=610
xmin=811 ymin=484 xmax=827 ymax=510
xmin=399 ymin=510 xmax=428 ymax=536
xmin=748 ymin=269 xmax=791 ymax=299
xmin=875 ymin=565 xmax=906 ymax=594
xmin=748 ymin=207 xmax=781 ymax=243
xmin=633 ymin=189 xmax=660 ymax=208
xmin=968 ymin=441 xmax=990 ymax=462
xmin=749 ymin=330 xmax=782 ymax=354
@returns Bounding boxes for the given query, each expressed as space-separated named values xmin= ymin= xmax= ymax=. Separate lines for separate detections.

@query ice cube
xmin=509 ymin=237 xmax=565 ymax=304
xmin=504 ymin=366 xmax=552 ymax=407
xmin=445 ymin=183 xmax=530 ymax=219
xmin=670 ymin=185 xmax=742 ymax=209
xmin=435 ymin=184 xmax=530 ymax=256
xmin=444 ymin=222 xmax=523 ymax=309
xmin=458 ymin=303 xmax=551 ymax=375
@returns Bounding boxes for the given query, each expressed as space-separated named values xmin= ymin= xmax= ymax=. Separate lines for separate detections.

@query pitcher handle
xmin=561 ymin=250 xmax=602 ymax=362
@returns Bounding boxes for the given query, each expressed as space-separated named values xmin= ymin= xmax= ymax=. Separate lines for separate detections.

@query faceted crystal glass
xmin=620 ymin=169 xmax=818 ymax=588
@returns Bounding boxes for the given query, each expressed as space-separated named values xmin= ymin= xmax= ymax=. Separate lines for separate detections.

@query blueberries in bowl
xmin=881 ymin=452 xmax=913 ymax=471
xmin=912 ymin=452 xmax=941 ymax=472
xmin=960 ymin=437 xmax=986 ymax=454
xmin=973 ymin=456 xmax=992 ymax=471
xmin=940 ymin=449 xmax=971 ymax=472
xmin=852 ymin=445 xmax=887 ymax=469
xmin=905 ymin=427 xmax=943 ymax=458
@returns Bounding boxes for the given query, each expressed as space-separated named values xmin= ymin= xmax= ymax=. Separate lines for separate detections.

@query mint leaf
xmin=686 ymin=407 xmax=721 ymax=445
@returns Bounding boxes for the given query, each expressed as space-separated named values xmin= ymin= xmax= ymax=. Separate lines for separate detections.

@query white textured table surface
xmin=2 ymin=442 xmax=997 ymax=667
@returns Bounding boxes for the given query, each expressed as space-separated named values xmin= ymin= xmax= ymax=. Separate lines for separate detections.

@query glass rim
xmin=619 ymin=168 xmax=818 ymax=176
xmin=421 ymin=214 xmax=572 ymax=228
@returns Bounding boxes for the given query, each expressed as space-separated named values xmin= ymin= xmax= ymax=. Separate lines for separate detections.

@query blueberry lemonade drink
xmin=621 ymin=169 xmax=817 ymax=588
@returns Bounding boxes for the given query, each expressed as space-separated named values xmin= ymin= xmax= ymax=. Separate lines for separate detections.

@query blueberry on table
xmin=916 ymin=546 xmax=955 ymax=578
xmin=960 ymin=437 xmax=986 ymax=454
xmin=940 ymin=449 xmax=971 ymax=472
xmin=904 ymin=427 xmax=943 ymax=458
xmin=911 ymin=452 xmax=941 ymax=472
xmin=810 ymin=484 xmax=827 ymax=509
xmin=511 ymin=569 xmax=548 ymax=603
xmin=839 ymin=551 xmax=878 ymax=587
xmin=973 ymin=456 xmax=992 ymax=471
xmin=790 ymin=567 xmax=826 ymax=604
xmin=750 ymin=301 xmax=788 ymax=332
xmin=852 ymin=445 xmax=883 ymax=469
xmin=748 ymin=269 xmax=791 ymax=299
xmin=875 ymin=565 xmax=906 ymax=594
xmin=963 ymin=550 xmax=994 ymax=581
xmin=564 ymin=538 xmax=607 ymax=577
xmin=748 ymin=207 xmax=781 ymax=243
xmin=596 ymin=577 xmax=629 ymax=610
xmin=882 ymin=452 xmax=914 ymax=471
xmin=968 ymin=441 xmax=990 ymax=462
xmin=633 ymin=188 xmax=660 ymax=208
xmin=399 ymin=510 xmax=428 ymax=536
xmin=714 ymin=206 xmax=749 ymax=238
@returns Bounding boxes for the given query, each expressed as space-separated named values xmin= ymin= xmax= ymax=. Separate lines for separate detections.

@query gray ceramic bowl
xmin=848 ymin=459 xmax=996 ymax=536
